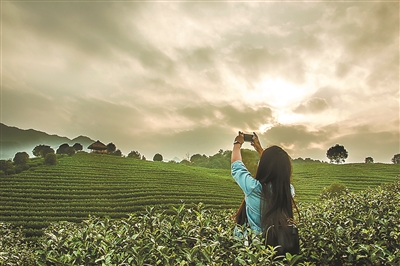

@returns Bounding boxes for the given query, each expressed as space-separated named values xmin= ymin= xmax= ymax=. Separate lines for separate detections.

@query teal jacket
xmin=231 ymin=160 xmax=295 ymax=236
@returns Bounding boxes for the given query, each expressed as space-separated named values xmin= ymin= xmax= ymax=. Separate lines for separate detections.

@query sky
xmin=1 ymin=0 xmax=399 ymax=163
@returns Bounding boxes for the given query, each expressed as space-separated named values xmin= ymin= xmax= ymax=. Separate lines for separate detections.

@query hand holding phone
xmin=243 ymin=133 xmax=254 ymax=142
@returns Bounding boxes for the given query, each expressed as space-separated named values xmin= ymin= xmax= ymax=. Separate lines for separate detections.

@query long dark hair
xmin=234 ymin=146 xmax=296 ymax=229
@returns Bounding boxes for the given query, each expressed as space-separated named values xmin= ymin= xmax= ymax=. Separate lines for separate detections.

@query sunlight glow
xmin=259 ymin=123 xmax=274 ymax=133
xmin=275 ymin=110 xmax=304 ymax=125
xmin=250 ymin=77 xmax=310 ymax=108
xmin=243 ymin=77 xmax=316 ymax=126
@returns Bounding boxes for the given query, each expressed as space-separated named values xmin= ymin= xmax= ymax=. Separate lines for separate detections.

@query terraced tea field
xmin=0 ymin=152 xmax=399 ymax=239
xmin=292 ymin=162 xmax=399 ymax=201
xmin=0 ymin=153 xmax=243 ymax=238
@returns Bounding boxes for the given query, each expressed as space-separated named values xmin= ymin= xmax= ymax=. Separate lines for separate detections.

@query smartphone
xmin=244 ymin=133 xmax=254 ymax=142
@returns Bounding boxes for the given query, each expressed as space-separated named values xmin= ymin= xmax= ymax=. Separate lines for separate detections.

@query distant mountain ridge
xmin=0 ymin=123 xmax=95 ymax=159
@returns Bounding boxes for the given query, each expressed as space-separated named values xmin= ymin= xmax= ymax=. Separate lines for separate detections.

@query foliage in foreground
xmin=1 ymin=181 xmax=399 ymax=265
xmin=301 ymin=180 xmax=400 ymax=265
xmin=35 ymin=205 xmax=299 ymax=266
xmin=0 ymin=223 xmax=36 ymax=265
xmin=319 ymin=182 xmax=348 ymax=199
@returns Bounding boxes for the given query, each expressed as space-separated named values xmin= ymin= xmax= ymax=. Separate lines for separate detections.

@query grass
xmin=0 ymin=152 xmax=399 ymax=240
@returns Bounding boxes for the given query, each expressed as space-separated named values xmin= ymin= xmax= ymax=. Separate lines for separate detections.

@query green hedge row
xmin=35 ymin=205 xmax=293 ymax=266
xmin=299 ymin=181 xmax=400 ymax=265
xmin=1 ymin=180 xmax=399 ymax=265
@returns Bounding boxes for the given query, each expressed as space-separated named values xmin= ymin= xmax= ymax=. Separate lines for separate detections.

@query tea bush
xmin=1 ymin=181 xmax=399 ymax=265
xmin=0 ymin=223 xmax=36 ymax=265
xmin=320 ymin=182 xmax=348 ymax=199
xmin=2 ymin=153 xmax=399 ymax=241
xmin=35 ymin=204 xmax=299 ymax=265
xmin=300 ymin=181 xmax=400 ymax=265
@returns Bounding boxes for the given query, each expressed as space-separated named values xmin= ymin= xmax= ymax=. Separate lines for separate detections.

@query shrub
xmin=0 ymin=223 xmax=36 ymax=265
xmin=300 ymin=181 xmax=400 ymax=265
xmin=392 ymin=154 xmax=400 ymax=164
xmin=65 ymin=147 xmax=76 ymax=156
xmin=365 ymin=157 xmax=374 ymax=163
xmin=153 ymin=153 xmax=163 ymax=162
xmin=56 ymin=143 xmax=70 ymax=155
xmin=33 ymin=145 xmax=54 ymax=158
xmin=72 ymin=143 xmax=83 ymax=152
xmin=320 ymin=182 xmax=348 ymax=199
xmin=14 ymin=165 xmax=24 ymax=174
xmin=44 ymin=153 xmax=57 ymax=165
xmin=34 ymin=181 xmax=400 ymax=265
xmin=36 ymin=204 xmax=299 ymax=265
xmin=13 ymin=151 xmax=30 ymax=165
xmin=2 ymin=182 xmax=399 ymax=265
xmin=14 ymin=164 xmax=30 ymax=174
xmin=128 ymin=150 xmax=141 ymax=159
xmin=0 ymin=159 xmax=14 ymax=175
xmin=112 ymin=149 xmax=122 ymax=156
xmin=180 ymin=159 xmax=192 ymax=165
xmin=6 ymin=168 xmax=16 ymax=175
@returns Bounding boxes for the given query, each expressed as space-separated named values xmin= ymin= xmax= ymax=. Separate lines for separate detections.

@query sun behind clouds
xmin=243 ymin=77 xmax=313 ymax=128
xmin=254 ymin=77 xmax=314 ymax=108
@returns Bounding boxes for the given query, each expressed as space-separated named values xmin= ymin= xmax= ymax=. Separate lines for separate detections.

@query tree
xmin=113 ymin=149 xmax=122 ymax=157
xmin=208 ymin=151 xmax=230 ymax=169
xmin=392 ymin=154 xmax=400 ymax=164
xmin=128 ymin=151 xmax=141 ymax=159
xmin=44 ymin=153 xmax=57 ymax=165
xmin=326 ymin=144 xmax=348 ymax=164
xmin=33 ymin=145 xmax=54 ymax=158
xmin=153 ymin=153 xmax=163 ymax=162
xmin=190 ymin=154 xmax=209 ymax=167
xmin=180 ymin=159 xmax=191 ymax=165
xmin=13 ymin=152 xmax=29 ymax=165
xmin=65 ymin=147 xmax=76 ymax=156
xmin=42 ymin=147 xmax=55 ymax=158
xmin=107 ymin=143 xmax=116 ymax=154
xmin=365 ymin=157 xmax=374 ymax=164
xmin=72 ymin=143 xmax=83 ymax=152
xmin=33 ymin=145 xmax=46 ymax=157
xmin=190 ymin=154 xmax=206 ymax=163
xmin=56 ymin=143 xmax=70 ymax=155
xmin=0 ymin=160 xmax=14 ymax=175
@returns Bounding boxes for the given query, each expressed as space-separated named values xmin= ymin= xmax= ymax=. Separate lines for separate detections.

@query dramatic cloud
xmin=294 ymin=98 xmax=329 ymax=114
xmin=1 ymin=1 xmax=398 ymax=163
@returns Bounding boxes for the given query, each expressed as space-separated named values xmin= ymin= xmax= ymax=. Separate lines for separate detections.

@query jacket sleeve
xmin=290 ymin=184 xmax=295 ymax=197
xmin=231 ymin=160 xmax=260 ymax=196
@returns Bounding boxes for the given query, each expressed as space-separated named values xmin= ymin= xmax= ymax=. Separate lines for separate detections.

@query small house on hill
xmin=88 ymin=140 xmax=107 ymax=154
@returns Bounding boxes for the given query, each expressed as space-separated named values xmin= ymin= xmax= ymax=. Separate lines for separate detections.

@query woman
xmin=231 ymin=131 xmax=298 ymax=253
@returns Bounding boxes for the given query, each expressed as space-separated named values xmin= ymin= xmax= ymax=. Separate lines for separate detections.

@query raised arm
xmin=251 ymin=132 xmax=264 ymax=156
xmin=231 ymin=131 xmax=244 ymax=163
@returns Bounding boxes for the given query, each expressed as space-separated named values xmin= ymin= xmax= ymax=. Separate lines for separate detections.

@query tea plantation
xmin=0 ymin=152 xmax=243 ymax=239
xmin=0 ymin=152 xmax=399 ymax=265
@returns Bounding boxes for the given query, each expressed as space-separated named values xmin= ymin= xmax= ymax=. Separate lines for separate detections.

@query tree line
xmin=0 ymin=142 xmax=84 ymax=176
xmin=326 ymin=144 xmax=400 ymax=164
xmin=1 ymin=142 xmax=400 ymax=177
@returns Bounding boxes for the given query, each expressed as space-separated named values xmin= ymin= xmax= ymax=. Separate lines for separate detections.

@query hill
xmin=0 ymin=123 xmax=95 ymax=159
xmin=0 ymin=152 xmax=398 ymax=240
xmin=292 ymin=162 xmax=399 ymax=200
xmin=0 ymin=152 xmax=242 ymax=239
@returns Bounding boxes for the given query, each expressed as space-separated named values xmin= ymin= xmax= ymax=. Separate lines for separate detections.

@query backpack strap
xmin=264 ymin=224 xmax=274 ymax=246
